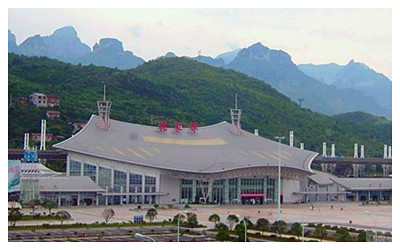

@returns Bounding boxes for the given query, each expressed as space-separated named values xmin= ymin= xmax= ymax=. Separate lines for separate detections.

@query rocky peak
xmin=93 ymin=38 xmax=124 ymax=54
xmin=51 ymin=26 xmax=78 ymax=38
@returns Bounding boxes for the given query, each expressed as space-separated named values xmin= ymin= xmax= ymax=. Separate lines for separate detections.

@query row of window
xmin=70 ymin=160 xmax=157 ymax=193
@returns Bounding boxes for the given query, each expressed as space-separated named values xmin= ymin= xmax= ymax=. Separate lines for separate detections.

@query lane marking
xmin=111 ymin=146 xmax=125 ymax=156
xmin=127 ymin=148 xmax=147 ymax=160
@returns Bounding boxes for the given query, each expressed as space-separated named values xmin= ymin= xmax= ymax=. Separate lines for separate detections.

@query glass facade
xmin=129 ymin=173 xmax=142 ymax=193
xmin=83 ymin=163 xmax=96 ymax=182
xmin=179 ymin=176 xmax=278 ymax=204
xmin=114 ymin=170 xmax=127 ymax=193
xmin=145 ymin=176 xmax=156 ymax=193
xmin=70 ymin=160 xmax=81 ymax=176
xmin=98 ymin=167 xmax=112 ymax=190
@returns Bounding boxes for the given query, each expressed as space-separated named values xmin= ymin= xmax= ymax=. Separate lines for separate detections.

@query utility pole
xmin=274 ymin=136 xmax=285 ymax=221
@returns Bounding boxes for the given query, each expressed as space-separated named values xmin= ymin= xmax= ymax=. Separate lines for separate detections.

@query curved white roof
xmin=54 ymin=115 xmax=318 ymax=174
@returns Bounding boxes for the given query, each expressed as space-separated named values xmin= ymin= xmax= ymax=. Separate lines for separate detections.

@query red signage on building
xmin=158 ymin=121 xmax=168 ymax=132
xmin=174 ymin=121 xmax=183 ymax=133
xmin=189 ymin=121 xmax=198 ymax=133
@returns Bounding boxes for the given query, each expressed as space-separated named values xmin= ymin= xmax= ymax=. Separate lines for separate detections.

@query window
xmin=83 ymin=163 xmax=96 ymax=182
xmin=129 ymin=173 xmax=142 ymax=193
xmin=114 ymin=170 xmax=127 ymax=193
xmin=145 ymin=176 xmax=156 ymax=193
xmin=98 ymin=167 xmax=112 ymax=190
xmin=70 ymin=160 xmax=81 ymax=176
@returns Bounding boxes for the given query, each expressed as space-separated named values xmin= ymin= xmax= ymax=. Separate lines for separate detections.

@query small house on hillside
xmin=29 ymin=93 xmax=48 ymax=107
xmin=47 ymin=94 xmax=60 ymax=107
xmin=46 ymin=110 xmax=61 ymax=119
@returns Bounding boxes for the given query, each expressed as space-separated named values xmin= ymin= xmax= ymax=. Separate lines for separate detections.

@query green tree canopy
xmin=208 ymin=214 xmax=221 ymax=228
xmin=145 ymin=208 xmax=158 ymax=222
xmin=102 ymin=208 xmax=115 ymax=223
xmin=271 ymin=220 xmax=288 ymax=236
xmin=42 ymin=199 xmax=58 ymax=215
xmin=226 ymin=215 xmax=239 ymax=231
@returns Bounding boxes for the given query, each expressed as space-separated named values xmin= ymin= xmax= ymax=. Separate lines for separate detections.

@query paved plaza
xmin=17 ymin=202 xmax=392 ymax=231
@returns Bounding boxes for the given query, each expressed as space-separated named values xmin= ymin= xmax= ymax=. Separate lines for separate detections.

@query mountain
xmin=191 ymin=55 xmax=225 ymax=67
xmin=298 ymin=60 xmax=392 ymax=113
xmin=8 ymin=30 xmax=18 ymax=53
xmin=216 ymin=48 xmax=241 ymax=64
xmin=297 ymin=63 xmax=342 ymax=85
xmin=223 ymin=42 xmax=391 ymax=119
xmin=332 ymin=60 xmax=392 ymax=111
xmin=8 ymin=53 xmax=391 ymax=156
xmin=9 ymin=26 xmax=144 ymax=69
xmin=164 ymin=52 xmax=177 ymax=58
xmin=77 ymin=38 xmax=145 ymax=69
xmin=17 ymin=26 xmax=91 ymax=60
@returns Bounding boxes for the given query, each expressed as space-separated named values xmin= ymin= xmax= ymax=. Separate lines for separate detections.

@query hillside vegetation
xmin=8 ymin=53 xmax=391 ymax=157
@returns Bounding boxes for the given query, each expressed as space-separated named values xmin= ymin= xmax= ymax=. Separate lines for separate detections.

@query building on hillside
xmin=46 ymin=110 xmax=61 ymax=119
xmin=29 ymin=93 xmax=48 ymax=107
xmin=46 ymin=94 xmax=60 ymax=107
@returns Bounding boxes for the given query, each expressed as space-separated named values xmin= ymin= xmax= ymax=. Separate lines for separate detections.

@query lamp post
xmin=236 ymin=215 xmax=247 ymax=242
xmin=365 ymin=211 xmax=378 ymax=242
xmin=274 ymin=136 xmax=285 ymax=221
xmin=302 ymin=206 xmax=313 ymax=242
xmin=177 ymin=210 xmax=188 ymax=242
xmin=134 ymin=233 xmax=156 ymax=242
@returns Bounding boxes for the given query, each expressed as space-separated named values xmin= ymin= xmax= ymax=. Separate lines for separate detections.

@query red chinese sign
xmin=189 ymin=121 xmax=198 ymax=133
xmin=158 ymin=121 xmax=168 ymax=132
xmin=174 ymin=121 xmax=183 ymax=133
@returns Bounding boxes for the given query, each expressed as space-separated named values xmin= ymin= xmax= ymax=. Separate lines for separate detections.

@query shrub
xmin=184 ymin=204 xmax=190 ymax=208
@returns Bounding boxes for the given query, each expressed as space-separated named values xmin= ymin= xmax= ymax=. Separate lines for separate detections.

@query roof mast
xmin=230 ymin=93 xmax=242 ymax=135
xmin=97 ymin=84 xmax=112 ymax=130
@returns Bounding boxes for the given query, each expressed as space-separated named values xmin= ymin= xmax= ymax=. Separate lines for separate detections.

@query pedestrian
xmin=258 ymin=210 xmax=260 ymax=214
xmin=331 ymin=205 xmax=333 ymax=210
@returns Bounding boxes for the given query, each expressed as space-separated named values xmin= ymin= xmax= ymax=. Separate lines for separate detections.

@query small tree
xmin=357 ymin=230 xmax=367 ymax=242
xmin=226 ymin=214 xmax=239 ymax=231
xmin=56 ymin=210 xmax=71 ymax=225
xmin=271 ymin=220 xmax=287 ymax=236
xmin=145 ymin=208 xmax=158 ymax=222
xmin=186 ymin=212 xmax=198 ymax=231
xmin=8 ymin=209 xmax=23 ymax=226
xmin=173 ymin=213 xmax=186 ymax=223
xmin=291 ymin=222 xmax=303 ymax=239
xmin=216 ymin=222 xmax=229 ymax=232
xmin=314 ymin=225 xmax=328 ymax=242
xmin=234 ymin=222 xmax=246 ymax=242
xmin=216 ymin=230 xmax=231 ymax=241
xmin=42 ymin=199 xmax=58 ymax=215
xmin=102 ymin=208 xmax=115 ymax=223
xmin=26 ymin=199 xmax=41 ymax=215
xmin=335 ymin=227 xmax=352 ymax=242
xmin=256 ymin=218 xmax=270 ymax=235
xmin=208 ymin=214 xmax=221 ymax=229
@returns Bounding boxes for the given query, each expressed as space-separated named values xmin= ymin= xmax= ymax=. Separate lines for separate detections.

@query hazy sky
xmin=8 ymin=8 xmax=392 ymax=78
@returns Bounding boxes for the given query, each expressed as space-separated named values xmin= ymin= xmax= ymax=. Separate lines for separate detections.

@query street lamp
xmin=365 ymin=210 xmax=378 ymax=242
xmin=134 ymin=233 xmax=156 ymax=242
xmin=236 ymin=215 xmax=248 ymax=242
xmin=177 ymin=210 xmax=188 ymax=242
xmin=274 ymin=136 xmax=285 ymax=221
xmin=302 ymin=206 xmax=313 ymax=242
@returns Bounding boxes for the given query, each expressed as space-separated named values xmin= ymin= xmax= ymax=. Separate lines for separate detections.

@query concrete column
xmin=66 ymin=155 xmax=70 ymax=176
xmin=368 ymin=191 xmax=371 ymax=201
xmin=105 ymin=186 xmax=109 ymax=205
xmin=111 ymin=167 xmax=115 ymax=190
xmin=355 ymin=191 xmax=359 ymax=202
xmin=58 ymin=193 xmax=61 ymax=207
xmin=77 ymin=192 xmax=81 ymax=206
xmin=96 ymin=195 xmax=99 ymax=206
xmin=224 ymin=179 xmax=229 ymax=204
xmin=126 ymin=169 xmax=130 ymax=204
xmin=96 ymin=165 xmax=99 ymax=185
xmin=207 ymin=181 xmax=213 ymax=203
xmin=192 ymin=180 xmax=197 ymax=203
xmin=316 ymin=186 xmax=320 ymax=202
